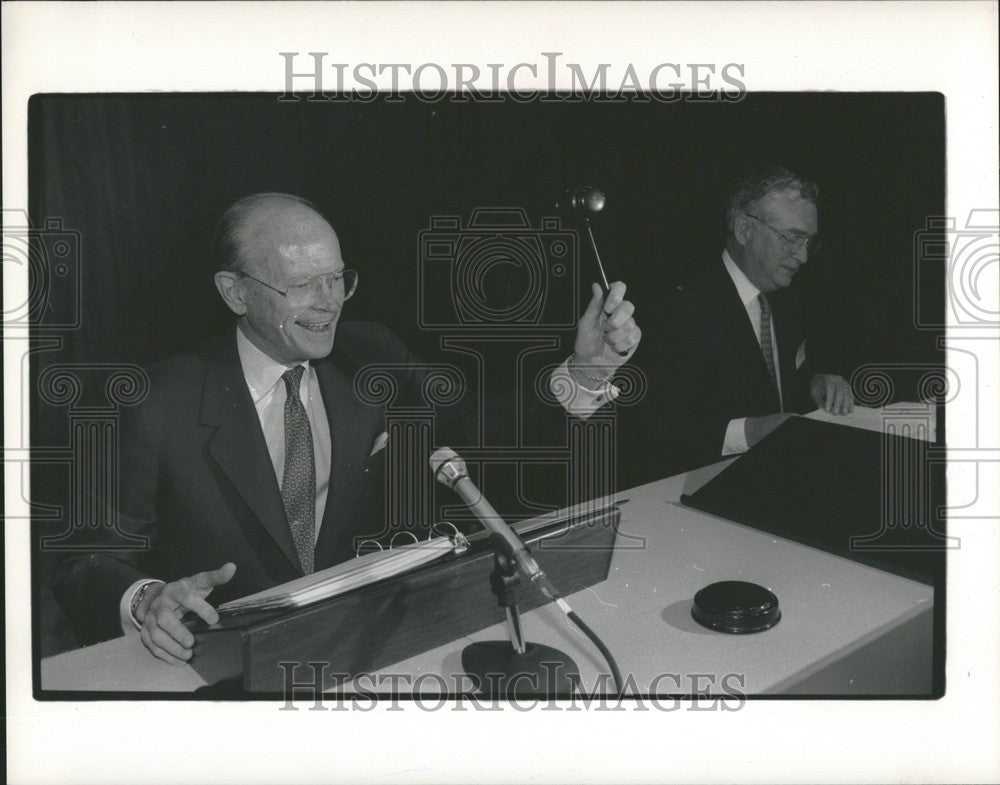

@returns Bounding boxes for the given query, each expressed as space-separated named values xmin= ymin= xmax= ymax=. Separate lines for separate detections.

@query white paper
xmin=804 ymin=402 xmax=937 ymax=442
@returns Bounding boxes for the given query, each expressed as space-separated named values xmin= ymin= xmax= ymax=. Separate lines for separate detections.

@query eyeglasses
xmin=744 ymin=213 xmax=822 ymax=256
xmin=238 ymin=268 xmax=359 ymax=306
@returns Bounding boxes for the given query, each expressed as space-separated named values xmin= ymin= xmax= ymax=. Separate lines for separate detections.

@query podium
xmin=187 ymin=504 xmax=621 ymax=693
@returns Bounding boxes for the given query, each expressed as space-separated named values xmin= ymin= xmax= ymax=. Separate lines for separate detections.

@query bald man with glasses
xmin=53 ymin=192 xmax=642 ymax=662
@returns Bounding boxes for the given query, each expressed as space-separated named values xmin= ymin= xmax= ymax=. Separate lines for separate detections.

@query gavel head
xmin=557 ymin=185 xmax=606 ymax=216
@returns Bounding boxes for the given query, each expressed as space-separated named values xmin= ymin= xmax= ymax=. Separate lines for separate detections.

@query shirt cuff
xmin=120 ymin=579 xmax=164 ymax=635
xmin=722 ymin=417 xmax=749 ymax=455
xmin=550 ymin=359 xmax=620 ymax=418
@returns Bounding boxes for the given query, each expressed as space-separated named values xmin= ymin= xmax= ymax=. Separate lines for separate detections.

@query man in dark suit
xmin=53 ymin=193 xmax=641 ymax=663
xmin=631 ymin=167 xmax=853 ymax=477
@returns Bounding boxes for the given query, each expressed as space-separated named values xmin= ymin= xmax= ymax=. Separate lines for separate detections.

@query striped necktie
xmin=281 ymin=365 xmax=315 ymax=573
xmin=758 ymin=293 xmax=781 ymax=408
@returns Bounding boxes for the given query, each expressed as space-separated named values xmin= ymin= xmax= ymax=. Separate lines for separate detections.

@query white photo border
xmin=4 ymin=2 xmax=999 ymax=783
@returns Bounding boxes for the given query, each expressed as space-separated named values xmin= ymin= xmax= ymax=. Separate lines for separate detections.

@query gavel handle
xmin=583 ymin=220 xmax=628 ymax=357
xmin=583 ymin=221 xmax=611 ymax=293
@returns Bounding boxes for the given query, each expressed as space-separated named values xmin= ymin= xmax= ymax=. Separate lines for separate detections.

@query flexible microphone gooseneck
xmin=431 ymin=447 xmax=623 ymax=695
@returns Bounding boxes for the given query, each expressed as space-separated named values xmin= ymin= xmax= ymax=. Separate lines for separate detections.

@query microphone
xmin=556 ymin=185 xmax=606 ymax=217
xmin=431 ymin=446 xmax=624 ymax=696
xmin=430 ymin=447 xmax=550 ymax=593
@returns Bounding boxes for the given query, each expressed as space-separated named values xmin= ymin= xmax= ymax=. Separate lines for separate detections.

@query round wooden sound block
xmin=691 ymin=580 xmax=781 ymax=634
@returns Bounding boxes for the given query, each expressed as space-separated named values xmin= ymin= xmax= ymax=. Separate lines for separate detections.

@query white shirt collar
xmin=235 ymin=325 xmax=310 ymax=404
xmin=722 ymin=248 xmax=762 ymax=308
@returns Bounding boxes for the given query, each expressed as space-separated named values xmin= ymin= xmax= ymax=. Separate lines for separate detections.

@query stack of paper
xmin=217 ymin=536 xmax=457 ymax=616
xmin=804 ymin=402 xmax=936 ymax=442
xmin=213 ymin=498 xmax=623 ymax=619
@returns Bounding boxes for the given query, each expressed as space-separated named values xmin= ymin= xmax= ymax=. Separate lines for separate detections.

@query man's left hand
xmin=573 ymin=282 xmax=641 ymax=379
xmin=810 ymin=374 xmax=855 ymax=415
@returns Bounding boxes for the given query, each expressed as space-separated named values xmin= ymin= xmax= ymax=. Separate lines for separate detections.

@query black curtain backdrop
xmin=28 ymin=93 xmax=945 ymax=655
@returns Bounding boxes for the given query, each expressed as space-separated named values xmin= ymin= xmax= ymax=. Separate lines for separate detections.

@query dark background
xmin=28 ymin=92 xmax=945 ymax=656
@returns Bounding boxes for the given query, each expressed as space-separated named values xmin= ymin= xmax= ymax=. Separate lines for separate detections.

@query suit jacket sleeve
xmin=655 ymin=292 xmax=740 ymax=472
xmin=52 ymin=386 xmax=166 ymax=645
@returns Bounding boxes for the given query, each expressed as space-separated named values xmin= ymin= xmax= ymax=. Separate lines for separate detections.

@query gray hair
xmin=725 ymin=167 xmax=819 ymax=234
xmin=213 ymin=192 xmax=321 ymax=273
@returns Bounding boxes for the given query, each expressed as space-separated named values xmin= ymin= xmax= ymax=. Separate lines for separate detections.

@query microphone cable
xmin=535 ymin=574 xmax=624 ymax=697
xmin=432 ymin=447 xmax=625 ymax=697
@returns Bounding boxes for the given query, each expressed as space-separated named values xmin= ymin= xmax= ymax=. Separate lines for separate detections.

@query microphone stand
xmin=461 ymin=533 xmax=580 ymax=698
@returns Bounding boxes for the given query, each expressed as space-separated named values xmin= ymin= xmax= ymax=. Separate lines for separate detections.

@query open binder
xmin=216 ymin=535 xmax=462 ymax=618
xmin=186 ymin=498 xmax=623 ymax=690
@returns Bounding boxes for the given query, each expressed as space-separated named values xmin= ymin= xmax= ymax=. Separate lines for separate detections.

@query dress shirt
xmin=235 ymin=326 xmax=332 ymax=530
xmin=721 ymin=249 xmax=782 ymax=455
xmin=120 ymin=326 xmax=333 ymax=633
xmin=549 ymin=359 xmax=620 ymax=415
xmin=122 ymin=332 xmax=605 ymax=633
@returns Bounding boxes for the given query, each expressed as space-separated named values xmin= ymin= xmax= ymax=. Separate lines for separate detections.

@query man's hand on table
xmin=810 ymin=373 xmax=855 ymax=415
xmin=136 ymin=562 xmax=236 ymax=665
xmin=745 ymin=412 xmax=796 ymax=448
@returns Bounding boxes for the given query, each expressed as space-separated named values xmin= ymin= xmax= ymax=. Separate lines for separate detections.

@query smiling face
xmin=233 ymin=201 xmax=346 ymax=364
xmin=733 ymin=190 xmax=818 ymax=292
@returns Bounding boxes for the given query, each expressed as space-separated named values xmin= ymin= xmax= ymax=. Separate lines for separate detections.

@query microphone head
xmin=556 ymin=185 xmax=606 ymax=216
xmin=430 ymin=447 xmax=468 ymax=488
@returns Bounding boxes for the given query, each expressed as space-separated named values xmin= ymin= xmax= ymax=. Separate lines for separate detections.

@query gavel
xmin=557 ymin=185 xmax=627 ymax=356
xmin=556 ymin=185 xmax=610 ymax=292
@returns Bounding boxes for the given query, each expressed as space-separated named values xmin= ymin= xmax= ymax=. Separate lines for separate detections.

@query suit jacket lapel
xmin=313 ymin=352 xmax=384 ymax=570
xmin=712 ymin=263 xmax=782 ymax=411
xmin=200 ymin=331 xmax=303 ymax=573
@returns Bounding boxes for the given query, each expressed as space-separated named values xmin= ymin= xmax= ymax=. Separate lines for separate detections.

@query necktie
xmin=758 ymin=293 xmax=781 ymax=408
xmin=281 ymin=365 xmax=315 ymax=573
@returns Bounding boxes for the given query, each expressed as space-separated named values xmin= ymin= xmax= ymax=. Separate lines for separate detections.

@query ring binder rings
xmin=217 ymin=535 xmax=461 ymax=617
xmin=185 ymin=500 xmax=623 ymax=692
